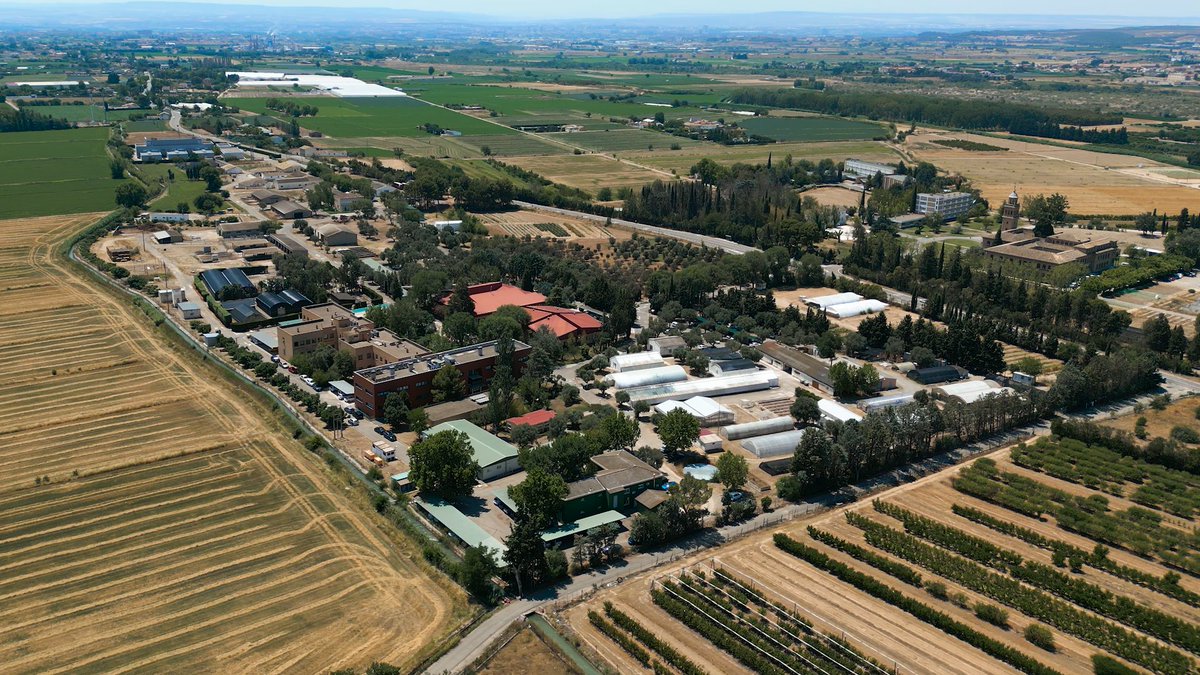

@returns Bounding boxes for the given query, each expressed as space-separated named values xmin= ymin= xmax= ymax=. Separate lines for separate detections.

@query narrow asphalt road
xmin=512 ymin=200 xmax=761 ymax=255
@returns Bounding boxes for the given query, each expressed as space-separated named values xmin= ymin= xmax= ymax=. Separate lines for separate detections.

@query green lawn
xmin=16 ymin=104 xmax=145 ymax=123
xmin=225 ymin=96 xmax=514 ymax=138
xmin=738 ymin=116 xmax=888 ymax=142
xmin=0 ymin=127 xmax=119 ymax=219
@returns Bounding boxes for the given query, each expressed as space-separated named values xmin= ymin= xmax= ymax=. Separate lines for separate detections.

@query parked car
xmin=343 ymin=416 xmax=359 ymax=427
xmin=270 ymin=355 xmax=280 ymax=363
xmin=373 ymin=426 xmax=397 ymax=442
xmin=727 ymin=490 xmax=747 ymax=503
xmin=287 ymin=365 xmax=298 ymax=374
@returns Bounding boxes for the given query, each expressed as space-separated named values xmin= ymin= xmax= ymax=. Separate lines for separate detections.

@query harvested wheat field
xmin=567 ymin=438 xmax=1196 ymax=675
xmin=0 ymin=214 xmax=467 ymax=674
xmin=906 ymin=129 xmax=1200 ymax=216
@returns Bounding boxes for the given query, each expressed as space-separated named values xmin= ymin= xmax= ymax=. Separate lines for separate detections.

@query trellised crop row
xmin=951 ymin=504 xmax=1200 ymax=607
xmin=874 ymin=501 xmax=1200 ymax=654
xmin=692 ymin=568 xmax=892 ymax=675
xmin=846 ymin=512 xmax=1194 ymax=674
xmin=773 ymin=533 xmax=1063 ymax=675
xmin=603 ymin=602 xmax=708 ymax=675
xmin=651 ymin=583 xmax=788 ymax=675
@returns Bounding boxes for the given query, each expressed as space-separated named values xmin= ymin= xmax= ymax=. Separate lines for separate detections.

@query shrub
xmin=925 ymin=580 xmax=949 ymax=600
xmin=1091 ymin=654 xmax=1139 ymax=675
xmin=974 ymin=602 xmax=1009 ymax=628
xmin=1169 ymin=425 xmax=1200 ymax=444
xmin=1024 ymin=624 xmax=1056 ymax=652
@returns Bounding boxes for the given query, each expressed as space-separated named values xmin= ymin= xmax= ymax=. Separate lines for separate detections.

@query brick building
xmin=276 ymin=303 xmax=427 ymax=369
xmin=353 ymin=339 xmax=531 ymax=416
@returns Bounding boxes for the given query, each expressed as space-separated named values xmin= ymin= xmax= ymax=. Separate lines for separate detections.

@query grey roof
xmin=712 ymin=358 xmax=757 ymax=373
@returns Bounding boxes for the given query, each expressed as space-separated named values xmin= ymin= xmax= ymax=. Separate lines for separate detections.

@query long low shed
xmin=818 ymin=398 xmax=863 ymax=423
xmin=720 ymin=416 xmax=796 ymax=441
xmin=625 ymin=370 xmax=779 ymax=406
xmin=743 ymin=429 xmax=808 ymax=458
xmin=827 ymin=299 xmax=889 ymax=318
xmin=608 ymin=351 xmax=665 ymax=373
xmin=859 ymin=393 xmax=915 ymax=412
xmin=606 ymin=365 xmax=688 ymax=389
xmin=805 ymin=292 xmax=862 ymax=309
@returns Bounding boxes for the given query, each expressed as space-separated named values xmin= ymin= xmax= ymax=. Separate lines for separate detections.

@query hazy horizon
xmin=1 ymin=0 xmax=1199 ymax=21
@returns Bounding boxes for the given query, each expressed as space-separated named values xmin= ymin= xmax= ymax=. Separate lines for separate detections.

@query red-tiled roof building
xmin=440 ymin=283 xmax=604 ymax=341
xmin=526 ymin=305 xmax=603 ymax=340
xmin=440 ymin=282 xmax=546 ymax=318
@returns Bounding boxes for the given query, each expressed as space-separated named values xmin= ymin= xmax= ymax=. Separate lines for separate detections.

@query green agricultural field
xmin=16 ymin=104 xmax=145 ymax=123
xmin=545 ymin=128 xmax=704 ymax=153
xmin=122 ymin=118 xmax=168 ymax=132
xmin=406 ymin=83 xmax=714 ymax=125
xmin=225 ymin=96 xmax=512 ymax=138
xmin=0 ymin=127 xmax=118 ymax=219
xmin=739 ymin=116 xmax=887 ymax=142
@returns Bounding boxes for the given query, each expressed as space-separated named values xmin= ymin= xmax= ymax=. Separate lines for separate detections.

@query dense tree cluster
xmin=730 ymin=87 xmax=1121 ymax=133
xmin=621 ymin=167 xmax=842 ymax=253
xmin=264 ymin=98 xmax=318 ymax=117
xmin=845 ymin=230 xmax=1132 ymax=359
xmin=0 ymin=107 xmax=73 ymax=132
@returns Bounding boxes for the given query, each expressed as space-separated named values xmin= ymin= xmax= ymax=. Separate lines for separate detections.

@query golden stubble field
xmin=566 ymin=445 xmax=1196 ymax=675
xmin=0 ymin=214 xmax=468 ymax=674
xmin=905 ymin=129 xmax=1200 ymax=216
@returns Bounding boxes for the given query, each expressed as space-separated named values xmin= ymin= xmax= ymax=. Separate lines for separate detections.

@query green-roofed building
xmin=422 ymin=420 xmax=521 ymax=481
xmin=415 ymin=496 xmax=508 ymax=567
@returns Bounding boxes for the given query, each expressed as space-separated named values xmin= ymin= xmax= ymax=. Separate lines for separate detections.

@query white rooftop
xmin=226 ymin=72 xmax=406 ymax=98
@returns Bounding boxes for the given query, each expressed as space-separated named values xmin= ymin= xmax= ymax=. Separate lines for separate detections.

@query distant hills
xmin=0 ymin=2 xmax=1197 ymax=36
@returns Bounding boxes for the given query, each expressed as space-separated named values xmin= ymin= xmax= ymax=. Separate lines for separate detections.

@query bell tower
xmin=1001 ymin=188 xmax=1020 ymax=231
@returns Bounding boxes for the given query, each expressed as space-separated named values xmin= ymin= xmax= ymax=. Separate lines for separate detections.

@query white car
xmin=343 ymin=416 xmax=359 ymax=427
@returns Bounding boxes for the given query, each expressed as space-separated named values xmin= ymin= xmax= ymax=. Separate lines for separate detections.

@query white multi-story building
xmin=916 ymin=192 xmax=975 ymax=220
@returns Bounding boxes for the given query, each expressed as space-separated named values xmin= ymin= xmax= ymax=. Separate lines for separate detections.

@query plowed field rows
xmin=0 ymin=214 xmax=466 ymax=673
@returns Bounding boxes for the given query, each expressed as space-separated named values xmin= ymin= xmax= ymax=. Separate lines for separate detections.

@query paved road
xmin=513 ymin=200 xmax=761 ymax=255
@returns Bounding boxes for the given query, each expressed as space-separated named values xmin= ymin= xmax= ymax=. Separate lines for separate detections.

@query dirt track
xmin=0 ymin=214 xmax=467 ymax=673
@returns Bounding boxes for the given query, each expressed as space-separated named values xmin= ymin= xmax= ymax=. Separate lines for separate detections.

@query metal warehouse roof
xmin=423 ymin=420 xmax=519 ymax=470
xmin=541 ymin=510 xmax=625 ymax=543
xmin=415 ymin=497 xmax=508 ymax=566
xmin=626 ymin=370 xmax=779 ymax=406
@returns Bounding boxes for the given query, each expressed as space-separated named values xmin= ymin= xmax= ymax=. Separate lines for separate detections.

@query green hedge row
xmin=604 ymin=602 xmax=708 ymax=675
xmin=847 ymin=513 xmax=1193 ymax=674
xmin=774 ymin=533 xmax=1063 ymax=675
xmin=952 ymin=503 xmax=1200 ymax=608
xmin=588 ymin=610 xmax=651 ymax=666
xmin=807 ymin=525 xmax=925 ymax=587
xmin=875 ymin=501 xmax=1200 ymax=654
